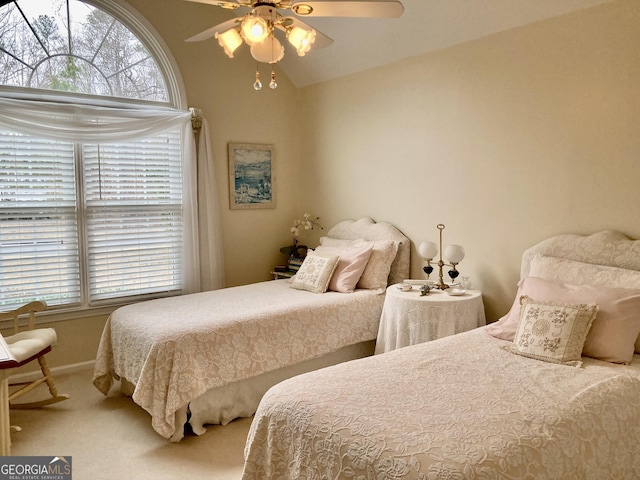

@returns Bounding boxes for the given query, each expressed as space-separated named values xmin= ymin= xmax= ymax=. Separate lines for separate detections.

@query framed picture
xmin=228 ymin=142 xmax=276 ymax=210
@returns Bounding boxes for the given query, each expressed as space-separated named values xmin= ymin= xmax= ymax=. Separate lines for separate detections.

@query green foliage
xmin=50 ymin=56 xmax=81 ymax=92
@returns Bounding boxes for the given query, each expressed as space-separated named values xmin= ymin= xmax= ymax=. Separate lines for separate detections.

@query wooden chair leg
xmin=38 ymin=356 xmax=61 ymax=398
xmin=9 ymin=356 xmax=69 ymax=410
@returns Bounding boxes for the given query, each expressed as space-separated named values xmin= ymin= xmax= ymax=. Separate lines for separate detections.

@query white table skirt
xmin=375 ymin=286 xmax=486 ymax=354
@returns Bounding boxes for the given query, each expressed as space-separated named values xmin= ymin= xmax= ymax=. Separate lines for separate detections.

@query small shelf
xmin=271 ymin=270 xmax=296 ymax=280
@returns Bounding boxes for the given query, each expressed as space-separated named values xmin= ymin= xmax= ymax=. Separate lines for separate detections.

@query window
xmin=0 ymin=0 xmax=192 ymax=311
xmin=0 ymin=0 xmax=169 ymax=101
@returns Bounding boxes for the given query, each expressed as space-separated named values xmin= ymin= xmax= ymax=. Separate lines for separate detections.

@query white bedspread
xmin=243 ymin=327 xmax=640 ymax=479
xmin=93 ymin=280 xmax=383 ymax=439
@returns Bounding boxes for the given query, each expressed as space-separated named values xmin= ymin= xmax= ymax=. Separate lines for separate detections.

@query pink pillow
xmin=486 ymin=276 xmax=640 ymax=364
xmin=313 ymin=244 xmax=374 ymax=293
xmin=320 ymin=237 xmax=398 ymax=292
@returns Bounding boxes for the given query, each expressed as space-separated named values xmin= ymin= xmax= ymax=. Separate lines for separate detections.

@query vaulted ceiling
xmin=185 ymin=0 xmax=613 ymax=87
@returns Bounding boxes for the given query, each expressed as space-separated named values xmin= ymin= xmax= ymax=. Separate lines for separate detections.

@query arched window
xmin=0 ymin=0 xmax=177 ymax=103
xmin=0 ymin=0 xmax=196 ymax=311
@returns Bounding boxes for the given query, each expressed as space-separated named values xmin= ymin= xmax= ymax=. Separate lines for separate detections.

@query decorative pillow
xmin=486 ymin=276 xmax=640 ymax=364
xmin=320 ymin=237 xmax=398 ymax=293
xmin=313 ymin=244 xmax=374 ymax=293
xmin=529 ymin=254 xmax=640 ymax=353
xmin=290 ymin=253 xmax=339 ymax=294
xmin=319 ymin=237 xmax=358 ymax=248
xmin=504 ymin=296 xmax=598 ymax=367
xmin=357 ymin=240 xmax=398 ymax=291
xmin=529 ymin=254 xmax=640 ymax=289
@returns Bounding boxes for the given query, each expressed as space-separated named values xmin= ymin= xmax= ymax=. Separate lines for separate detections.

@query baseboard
xmin=10 ymin=360 xmax=95 ymax=383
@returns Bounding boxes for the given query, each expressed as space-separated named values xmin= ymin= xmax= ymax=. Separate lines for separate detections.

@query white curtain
xmin=0 ymin=96 xmax=191 ymax=143
xmin=0 ymin=94 xmax=204 ymax=293
xmin=191 ymin=109 xmax=225 ymax=291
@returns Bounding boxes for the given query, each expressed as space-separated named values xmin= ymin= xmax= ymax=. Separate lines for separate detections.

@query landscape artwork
xmin=228 ymin=143 xmax=275 ymax=210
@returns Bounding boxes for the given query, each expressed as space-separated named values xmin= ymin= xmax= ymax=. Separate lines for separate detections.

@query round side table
xmin=375 ymin=285 xmax=486 ymax=354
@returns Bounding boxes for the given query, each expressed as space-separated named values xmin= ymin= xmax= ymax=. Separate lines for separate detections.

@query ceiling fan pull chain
xmin=269 ymin=68 xmax=278 ymax=89
xmin=253 ymin=63 xmax=263 ymax=90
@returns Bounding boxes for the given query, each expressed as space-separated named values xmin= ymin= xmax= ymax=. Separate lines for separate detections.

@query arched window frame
xmin=85 ymin=0 xmax=188 ymax=109
xmin=0 ymin=0 xmax=187 ymax=108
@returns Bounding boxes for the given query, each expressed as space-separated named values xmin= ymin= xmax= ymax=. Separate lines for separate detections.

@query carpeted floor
xmin=8 ymin=366 xmax=252 ymax=480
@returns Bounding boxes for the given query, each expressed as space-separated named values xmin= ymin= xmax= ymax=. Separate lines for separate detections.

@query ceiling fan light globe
xmin=215 ymin=28 xmax=242 ymax=58
xmin=250 ymin=35 xmax=285 ymax=64
xmin=241 ymin=16 xmax=269 ymax=46
xmin=287 ymin=26 xmax=316 ymax=56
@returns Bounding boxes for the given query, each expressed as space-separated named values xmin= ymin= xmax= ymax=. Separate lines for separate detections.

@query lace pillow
xmin=529 ymin=254 xmax=640 ymax=289
xmin=291 ymin=253 xmax=339 ymax=294
xmin=313 ymin=244 xmax=374 ymax=293
xmin=504 ymin=295 xmax=598 ymax=367
xmin=529 ymin=254 xmax=640 ymax=353
xmin=320 ymin=237 xmax=399 ymax=293
xmin=486 ymin=276 xmax=640 ymax=364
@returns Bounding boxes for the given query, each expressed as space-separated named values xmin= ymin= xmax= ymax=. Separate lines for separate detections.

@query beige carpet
xmin=8 ymin=366 xmax=252 ymax=480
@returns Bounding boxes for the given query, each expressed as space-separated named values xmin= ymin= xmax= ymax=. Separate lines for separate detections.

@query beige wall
xmin=16 ymin=0 xmax=640 ymax=371
xmin=297 ymin=0 xmax=640 ymax=321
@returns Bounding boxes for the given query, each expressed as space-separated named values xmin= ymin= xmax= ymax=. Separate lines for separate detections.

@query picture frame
xmin=228 ymin=142 xmax=276 ymax=210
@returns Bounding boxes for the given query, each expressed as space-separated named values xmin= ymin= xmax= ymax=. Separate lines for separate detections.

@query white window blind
xmin=83 ymin=131 xmax=184 ymax=302
xmin=0 ymin=128 xmax=184 ymax=310
xmin=0 ymin=131 xmax=81 ymax=308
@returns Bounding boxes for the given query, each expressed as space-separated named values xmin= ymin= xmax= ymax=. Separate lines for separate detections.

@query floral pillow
xmin=529 ymin=254 xmax=640 ymax=290
xmin=290 ymin=253 xmax=339 ymax=294
xmin=504 ymin=295 xmax=598 ymax=367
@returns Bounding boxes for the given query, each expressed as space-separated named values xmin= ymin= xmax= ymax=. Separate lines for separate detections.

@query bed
xmin=242 ymin=230 xmax=640 ymax=479
xmin=92 ymin=217 xmax=410 ymax=441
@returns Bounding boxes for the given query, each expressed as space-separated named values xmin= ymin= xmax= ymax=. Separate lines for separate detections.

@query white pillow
xmin=529 ymin=254 xmax=640 ymax=353
xmin=313 ymin=244 xmax=373 ymax=293
xmin=529 ymin=254 xmax=640 ymax=289
xmin=320 ymin=237 xmax=398 ymax=293
xmin=504 ymin=295 xmax=598 ymax=367
xmin=290 ymin=253 xmax=339 ymax=294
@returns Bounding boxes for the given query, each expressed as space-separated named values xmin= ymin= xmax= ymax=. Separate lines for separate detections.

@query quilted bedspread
xmin=243 ymin=327 xmax=640 ymax=479
xmin=93 ymin=280 xmax=383 ymax=439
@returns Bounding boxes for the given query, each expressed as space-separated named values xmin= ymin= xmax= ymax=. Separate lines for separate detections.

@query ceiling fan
xmin=185 ymin=0 xmax=404 ymax=89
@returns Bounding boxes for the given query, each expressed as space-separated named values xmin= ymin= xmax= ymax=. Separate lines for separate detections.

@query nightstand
xmin=375 ymin=285 xmax=486 ymax=354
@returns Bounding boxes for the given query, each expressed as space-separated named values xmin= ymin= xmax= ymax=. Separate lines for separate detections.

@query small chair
xmin=0 ymin=301 xmax=69 ymax=409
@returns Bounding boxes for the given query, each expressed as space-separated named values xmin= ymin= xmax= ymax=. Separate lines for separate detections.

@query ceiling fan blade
xmin=291 ymin=1 xmax=404 ymax=18
xmin=183 ymin=0 xmax=244 ymax=9
xmin=185 ymin=18 xmax=241 ymax=42
xmin=278 ymin=17 xmax=333 ymax=49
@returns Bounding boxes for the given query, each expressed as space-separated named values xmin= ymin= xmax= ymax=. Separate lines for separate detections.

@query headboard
xmin=326 ymin=217 xmax=410 ymax=285
xmin=520 ymin=230 xmax=640 ymax=279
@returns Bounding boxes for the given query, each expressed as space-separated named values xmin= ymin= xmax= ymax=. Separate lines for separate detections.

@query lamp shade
xmin=418 ymin=241 xmax=438 ymax=259
xmin=444 ymin=244 xmax=465 ymax=264
xmin=215 ymin=28 xmax=242 ymax=58
xmin=250 ymin=35 xmax=285 ymax=64
xmin=287 ymin=26 xmax=316 ymax=56
xmin=241 ymin=16 xmax=269 ymax=46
